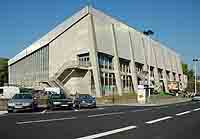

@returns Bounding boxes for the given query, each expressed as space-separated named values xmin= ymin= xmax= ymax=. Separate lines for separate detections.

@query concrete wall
xmin=9 ymin=46 xmax=49 ymax=87
xmin=49 ymin=15 xmax=90 ymax=78
xmin=93 ymin=16 xmax=114 ymax=55
xmin=114 ymin=24 xmax=131 ymax=60
xmin=129 ymin=30 xmax=146 ymax=65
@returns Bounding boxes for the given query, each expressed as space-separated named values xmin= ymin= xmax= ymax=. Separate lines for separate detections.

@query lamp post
xmin=193 ymin=58 xmax=199 ymax=96
xmin=143 ymin=30 xmax=154 ymax=100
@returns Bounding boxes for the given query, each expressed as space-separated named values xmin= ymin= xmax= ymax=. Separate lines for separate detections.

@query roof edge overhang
xmin=9 ymin=6 xmax=90 ymax=66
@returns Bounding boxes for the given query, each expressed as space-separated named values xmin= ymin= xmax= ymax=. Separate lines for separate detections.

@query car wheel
xmin=32 ymin=104 xmax=36 ymax=112
xmin=8 ymin=110 xmax=13 ymax=113
xmin=68 ymin=104 xmax=73 ymax=109
xmin=13 ymin=109 xmax=17 ymax=113
xmin=73 ymin=103 xmax=76 ymax=108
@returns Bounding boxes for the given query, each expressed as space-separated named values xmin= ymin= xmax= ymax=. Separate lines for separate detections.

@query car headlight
xmin=8 ymin=103 xmax=15 ymax=107
xmin=82 ymin=100 xmax=85 ymax=103
xmin=23 ymin=102 xmax=31 ymax=106
xmin=53 ymin=102 xmax=61 ymax=105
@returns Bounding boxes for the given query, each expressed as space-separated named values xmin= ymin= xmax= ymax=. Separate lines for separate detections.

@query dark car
xmin=74 ymin=94 xmax=96 ymax=109
xmin=48 ymin=93 xmax=73 ymax=110
xmin=7 ymin=93 xmax=37 ymax=112
xmin=192 ymin=94 xmax=200 ymax=101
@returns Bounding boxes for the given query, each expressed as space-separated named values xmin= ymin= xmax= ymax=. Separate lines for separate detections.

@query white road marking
xmin=76 ymin=125 xmax=137 ymax=139
xmin=145 ymin=116 xmax=172 ymax=124
xmin=175 ymin=111 xmax=191 ymax=116
xmin=16 ymin=117 xmax=77 ymax=125
xmin=88 ymin=112 xmax=124 ymax=118
xmin=193 ymin=108 xmax=200 ymax=111
xmin=40 ymin=109 xmax=47 ymax=114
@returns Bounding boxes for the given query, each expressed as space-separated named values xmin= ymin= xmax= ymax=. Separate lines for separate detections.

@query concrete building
xmin=8 ymin=6 xmax=184 ymax=97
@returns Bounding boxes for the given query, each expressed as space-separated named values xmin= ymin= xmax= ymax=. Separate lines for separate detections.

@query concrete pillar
xmin=152 ymin=46 xmax=160 ymax=87
xmin=169 ymin=72 xmax=174 ymax=81
xmin=128 ymin=31 xmax=139 ymax=93
xmin=111 ymin=24 xmax=122 ymax=96
xmin=162 ymin=70 xmax=169 ymax=92
xmin=141 ymin=37 xmax=148 ymax=72
xmin=88 ymin=14 xmax=102 ymax=97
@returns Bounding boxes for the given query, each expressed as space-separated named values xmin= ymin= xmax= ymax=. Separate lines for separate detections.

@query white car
xmin=192 ymin=94 xmax=200 ymax=101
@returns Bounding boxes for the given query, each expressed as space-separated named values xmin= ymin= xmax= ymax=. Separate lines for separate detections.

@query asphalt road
xmin=1 ymin=101 xmax=200 ymax=139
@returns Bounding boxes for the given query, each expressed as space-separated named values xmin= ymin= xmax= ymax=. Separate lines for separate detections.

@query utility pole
xmin=193 ymin=58 xmax=199 ymax=96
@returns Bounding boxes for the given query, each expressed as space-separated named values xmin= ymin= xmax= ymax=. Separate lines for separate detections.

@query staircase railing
xmin=136 ymin=70 xmax=147 ymax=81
xmin=54 ymin=60 xmax=91 ymax=78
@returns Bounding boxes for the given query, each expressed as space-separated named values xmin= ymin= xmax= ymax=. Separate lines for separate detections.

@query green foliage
xmin=182 ymin=63 xmax=188 ymax=75
xmin=182 ymin=63 xmax=194 ymax=81
xmin=0 ymin=58 xmax=9 ymax=86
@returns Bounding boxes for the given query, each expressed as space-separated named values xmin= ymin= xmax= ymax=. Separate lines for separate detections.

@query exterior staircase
xmin=43 ymin=59 xmax=91 ymax=95
xmin=136 ymin=71 xmax=147 ymax=81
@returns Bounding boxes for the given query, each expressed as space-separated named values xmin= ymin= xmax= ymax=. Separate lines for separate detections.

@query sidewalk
xmin=97 ymin=97 xmax=192 ymax=107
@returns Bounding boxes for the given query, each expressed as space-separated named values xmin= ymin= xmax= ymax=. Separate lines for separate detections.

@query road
xmin=1 ymin=101 xmax=200 ymax=139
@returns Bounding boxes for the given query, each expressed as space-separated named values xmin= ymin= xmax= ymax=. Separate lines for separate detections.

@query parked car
xmin=192 ymin=94 xmax=200 ymax=101
xmin=74 ymin=94 xmax=96 ymax=109
xmin=7 ymin=93 xmax=37 ymax=112
xmin=48 ymin=93 xmax=73 ymax=110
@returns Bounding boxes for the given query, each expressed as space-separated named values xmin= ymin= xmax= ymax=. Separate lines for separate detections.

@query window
xmin=0 ymin=89 xmax=3 ymax=95
xmin=166 ymin=71 xmax=170 ymax=80
xmin=98 ymin=53 xmax=113 ymax=70
xmin=173 ymin=73 xmax=176 ymax=81
xmin=179 ymin=74 xmax=181 ymax=81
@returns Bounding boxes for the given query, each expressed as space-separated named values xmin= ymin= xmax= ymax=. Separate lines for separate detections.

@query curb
xmin=97 ymin=98 xmax=192 ymax=107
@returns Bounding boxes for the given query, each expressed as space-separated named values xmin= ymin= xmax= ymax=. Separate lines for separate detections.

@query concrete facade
xmin=8 ymin=6 xmax=184 ymax=97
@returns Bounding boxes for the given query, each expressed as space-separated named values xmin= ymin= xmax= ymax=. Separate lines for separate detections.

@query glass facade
xmin=119 ymin=58 xmax=131 ymax=73
xmin=98 ymin=53 xmax=116 ymax=96
xmin=173 ymin=72 xmax=176 ymax=81
xmin=98 ymin=53 xmax=113 ymax=70
xmin=158 ymin=68 xmax=163 ymax=80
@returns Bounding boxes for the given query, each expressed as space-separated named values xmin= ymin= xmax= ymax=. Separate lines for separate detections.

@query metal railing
xmin=55 ymin=60 xmax=91 ymax=77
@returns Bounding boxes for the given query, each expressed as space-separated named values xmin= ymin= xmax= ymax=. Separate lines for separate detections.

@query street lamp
xmin=192 ymin=58 xmax=200 ymax=96
xmin=143 ymin=30 xmax=154 ymax=100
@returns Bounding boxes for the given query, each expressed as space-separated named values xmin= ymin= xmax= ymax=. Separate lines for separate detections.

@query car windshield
xmin=13 ymin=93 xmax=32 ymax=99
xmin=79 ymin=95 xmax=93 ymax=100
xmin=51 ymin=94 xmax=65 ymax=99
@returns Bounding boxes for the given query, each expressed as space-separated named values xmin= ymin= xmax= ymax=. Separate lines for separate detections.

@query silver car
xmin=7 ymin=93 xmax=37 ymax=112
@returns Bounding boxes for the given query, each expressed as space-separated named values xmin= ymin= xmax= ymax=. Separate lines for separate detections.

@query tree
xmin=182 ymin=63 xmax=194 ymax=81
xmin=182 ymin=63 xmax=188 ymax=75
xmin=0 ymin=58 xmax=9 ymax=86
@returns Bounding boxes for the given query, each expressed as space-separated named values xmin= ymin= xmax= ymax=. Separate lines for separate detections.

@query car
xmin=48 ymin=93 xmax=73 ymax=110
xmin=74 ymin=94 xmax=96 ymax=109
xmin=192 ymin=94 xmax=200 ymax=101
xmin=7 ymin=93 xmax=37 ymax=112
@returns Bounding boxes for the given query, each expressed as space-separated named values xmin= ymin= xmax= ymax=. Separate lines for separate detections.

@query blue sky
xmin=0 ymin=0 xmax=199 ymax=67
